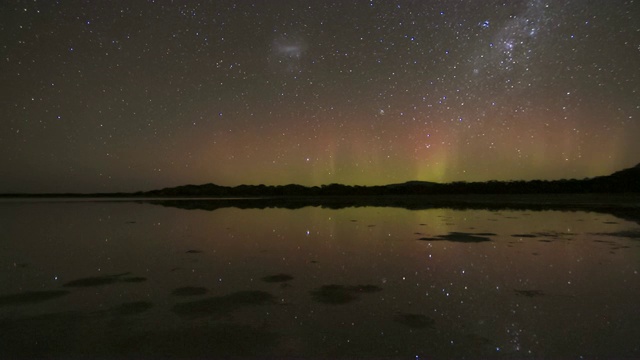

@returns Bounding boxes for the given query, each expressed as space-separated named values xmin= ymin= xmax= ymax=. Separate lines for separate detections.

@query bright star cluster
xmin=0 ymin=0 xmax=638 ymax=193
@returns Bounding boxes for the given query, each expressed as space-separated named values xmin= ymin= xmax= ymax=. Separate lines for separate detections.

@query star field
xmin=1 ymin=0 xmax=638 ymax=193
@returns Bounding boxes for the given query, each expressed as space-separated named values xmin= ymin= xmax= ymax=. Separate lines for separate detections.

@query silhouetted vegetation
xmin=1 ymin=163 xmax=638 ymax=198
xmin=132 ymin=163 xmax=639 ymax=197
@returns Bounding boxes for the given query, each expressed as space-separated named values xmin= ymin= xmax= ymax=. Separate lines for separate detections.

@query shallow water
xmin=0 ymin=200 xmax=639 ymax=358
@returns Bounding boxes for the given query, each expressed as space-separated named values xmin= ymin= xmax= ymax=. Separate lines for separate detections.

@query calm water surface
xmin=1 ymin=200 xmax=639 ymax=358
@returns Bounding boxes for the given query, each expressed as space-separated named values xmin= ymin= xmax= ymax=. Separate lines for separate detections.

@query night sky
xmin=1 ymin=1 xmax=638 ymax=193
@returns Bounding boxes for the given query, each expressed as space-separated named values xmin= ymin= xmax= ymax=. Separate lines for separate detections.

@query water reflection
xmin=0 ymin=199 xmax=638 ymax=358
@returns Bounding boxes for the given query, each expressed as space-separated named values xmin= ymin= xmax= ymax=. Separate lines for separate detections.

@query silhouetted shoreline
xmin=2 ymin=163 xmax=638 ymax=199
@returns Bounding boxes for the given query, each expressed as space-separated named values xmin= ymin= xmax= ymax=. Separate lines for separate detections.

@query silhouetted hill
xmin=609 ymin=162 xmax=640 ymax=179
xmin=1 ymin=163 xmax=638 ymax=198
xmin=137 ymin=163 xmax=639 ymax=197
xmin=386 ymin=181 xmax=439 ymax=188
xmin=587 ymin=163 xmax=640 ymax=192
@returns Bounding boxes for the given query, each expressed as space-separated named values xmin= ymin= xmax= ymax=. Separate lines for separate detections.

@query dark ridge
xmin=1 ymin=163 xmax=638 ymax=198
xmin=137 ymin=162 xmax=640 ymax=197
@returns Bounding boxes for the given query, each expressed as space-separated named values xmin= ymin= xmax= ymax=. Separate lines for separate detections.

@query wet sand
xmin=1 ymin=197 xmax=638 ymax=358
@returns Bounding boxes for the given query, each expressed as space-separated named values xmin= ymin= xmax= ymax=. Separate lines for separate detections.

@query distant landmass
xmin=2 ymin=163 xmax=639 ymax=197
xmin=139 ymin=163 xmax=640 ymax=197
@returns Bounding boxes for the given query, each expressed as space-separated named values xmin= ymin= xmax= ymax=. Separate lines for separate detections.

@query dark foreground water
xmin=1 ymin=199 xmax=639 ymax=359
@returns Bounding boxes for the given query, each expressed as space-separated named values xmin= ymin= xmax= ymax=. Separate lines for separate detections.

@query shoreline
xmin=2 ymin=193 xmax=639 ymax=224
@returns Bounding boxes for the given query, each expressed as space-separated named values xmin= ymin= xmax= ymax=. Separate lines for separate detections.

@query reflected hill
xmin=137 ymin=163 xmax=640 ymax=224
xmin=2 ymin=164 xmax=639 ymax=225
xmin=141 ymin=194 xmax=640 ymax=225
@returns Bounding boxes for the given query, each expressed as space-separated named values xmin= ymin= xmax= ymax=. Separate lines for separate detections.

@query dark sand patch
xmin=63 ymin=276 xmax=119 ymax=288
xmin=63 ymin=273 xmax=145 ymax=288
xmin=172 ymin=290 xmax=274 ymax=318
xmin=592 ymin=239 xmax=632 ymax=251
xmin=171 ymin=286 xmax=208 ymax=296
xmin=0 ymin=290 xmax=70 ymax=306
xmin=261 ymin=274 xmax=294 ymax=283
xmin=515 ymin=289 xmax=544 ymax=297
xmin=511 ymin=233 xmax=538 ymax=238
xmin=594 ymin=230 xmax=640 ymax=239
xmin=186 ymin=249 xmax=202 ymax=254
xmin=311 ymin=284 xmax=382 ymax=305
xmin=394 ymin=313 xmax=435 ymax=329
xmin=311 ymin=285 xmax=356 ymax=304
xmin=112 ymin=301 xmax=153 ymax=316
xmin=536 ymin=231 xmax=575 ymax=238
xmin=611 ymin=245 xmax=631 ymax=250
xmin=418 ymin=232 xmax=492 ymax=243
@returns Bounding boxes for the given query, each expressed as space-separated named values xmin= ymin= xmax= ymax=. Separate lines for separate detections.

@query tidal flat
xmin=0 ymin=196 xmax=638 ymax=358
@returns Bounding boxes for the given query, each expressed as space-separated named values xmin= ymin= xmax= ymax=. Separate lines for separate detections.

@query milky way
xmin=1 ymin=0 xmax=638 ymax=193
